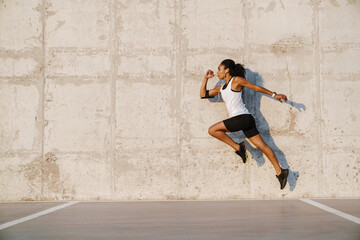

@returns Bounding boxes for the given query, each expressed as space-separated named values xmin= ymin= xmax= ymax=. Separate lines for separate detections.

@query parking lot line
xmin=300 ymin=198 xmax=360 ymax=224
xmin=0 ymin=201 xmax=79 ymax=230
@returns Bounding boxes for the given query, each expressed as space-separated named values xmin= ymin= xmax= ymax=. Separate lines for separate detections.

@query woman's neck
xmin=225 ymin=75 xmax=233 ymax=83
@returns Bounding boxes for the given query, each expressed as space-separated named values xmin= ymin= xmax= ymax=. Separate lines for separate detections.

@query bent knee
xmin=208 ymin=127 xmax=215 ymax=136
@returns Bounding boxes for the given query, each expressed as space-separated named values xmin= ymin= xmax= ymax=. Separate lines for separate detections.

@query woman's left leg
xmin=248 ymin=133 xmax=282 ymax=175
xmin=208 ymin=121 xmax=240 ymax=151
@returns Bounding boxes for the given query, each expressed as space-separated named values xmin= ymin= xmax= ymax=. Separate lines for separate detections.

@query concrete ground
xmin=0 ymin=199 xmax=359 ymax=240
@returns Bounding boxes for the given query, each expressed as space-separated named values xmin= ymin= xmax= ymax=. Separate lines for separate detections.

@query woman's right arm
xmin=200 ymin=70 xmax=221 ymax=98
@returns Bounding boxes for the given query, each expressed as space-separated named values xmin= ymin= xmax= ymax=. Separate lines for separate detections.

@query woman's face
xmin=217 ymin=64 xmax=228 ymax=79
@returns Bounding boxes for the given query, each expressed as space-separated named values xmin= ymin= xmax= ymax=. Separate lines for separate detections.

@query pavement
xmin=0 ymin=198 xmax=359 ymax=240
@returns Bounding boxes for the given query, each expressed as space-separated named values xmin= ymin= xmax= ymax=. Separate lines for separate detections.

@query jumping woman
xmin=200 ymin=59 xmax=289 ymax=189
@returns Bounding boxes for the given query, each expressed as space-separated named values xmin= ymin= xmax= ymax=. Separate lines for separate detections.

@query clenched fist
xmin=204 ymin=69 xmax=215 ymax=79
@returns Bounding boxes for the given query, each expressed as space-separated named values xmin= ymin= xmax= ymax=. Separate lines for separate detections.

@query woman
xmin=200 ymin=59 xmax=289 ymax=190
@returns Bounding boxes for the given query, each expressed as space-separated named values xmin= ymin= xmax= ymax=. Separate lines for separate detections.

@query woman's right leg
xmin=247 ymin=133 xmax=282 ymax=176
xmin=208 ymin=121 xmax=240 ymax=151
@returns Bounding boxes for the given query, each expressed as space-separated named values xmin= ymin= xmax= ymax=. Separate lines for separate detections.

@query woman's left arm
xmin=235 ymin=77 xmax=288 ymax=103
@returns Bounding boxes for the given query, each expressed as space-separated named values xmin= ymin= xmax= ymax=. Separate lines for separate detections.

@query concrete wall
xmin=1 ymin=0 xmax=359 ymax=200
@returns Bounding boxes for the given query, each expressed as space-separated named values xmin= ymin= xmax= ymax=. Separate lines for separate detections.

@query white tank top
xmin=220 ymin=77 xmax=250 ymax=117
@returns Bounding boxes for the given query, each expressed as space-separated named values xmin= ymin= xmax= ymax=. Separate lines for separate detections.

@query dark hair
xmin=221 ymin=59 xmax=245 ymax=78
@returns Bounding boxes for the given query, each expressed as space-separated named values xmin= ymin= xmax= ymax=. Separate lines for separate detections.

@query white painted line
xmin=300 ymin=198 xmax=360 ymax=224
xmin=307 ymin=198 xmax=360 ymax=200
xmin=0 ymin=201 xmax=73 ymax=204
xmin=0 ymin=201 xmax=79 ymax=230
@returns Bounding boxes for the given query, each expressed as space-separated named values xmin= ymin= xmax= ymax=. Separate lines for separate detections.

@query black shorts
xmin=223 ymin=114 xmax=259 ymax=138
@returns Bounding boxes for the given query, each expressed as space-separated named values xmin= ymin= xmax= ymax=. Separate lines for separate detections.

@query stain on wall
xmin=19 ymin=153 xmax=63 ymax=200
xmin=271 ymin=35 xmax=305 ymax=55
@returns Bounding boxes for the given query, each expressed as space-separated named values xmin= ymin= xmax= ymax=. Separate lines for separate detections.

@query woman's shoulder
xmin=233 ymin=76 xmax=246 ymax=82
xmin=233 ymin=76 xmax=248 ymax=85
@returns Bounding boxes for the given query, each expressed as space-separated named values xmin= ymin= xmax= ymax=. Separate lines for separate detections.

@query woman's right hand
xmin=204 ymin=69 xmax=214 ymax=79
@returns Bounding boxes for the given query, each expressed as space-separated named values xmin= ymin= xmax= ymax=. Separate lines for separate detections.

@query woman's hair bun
xmin=234 ymin=63 xmax=245 ymax=78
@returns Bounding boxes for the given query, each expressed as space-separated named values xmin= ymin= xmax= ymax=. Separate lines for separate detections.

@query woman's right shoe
xmin=235 ymin=141 xmax=248 ymax=163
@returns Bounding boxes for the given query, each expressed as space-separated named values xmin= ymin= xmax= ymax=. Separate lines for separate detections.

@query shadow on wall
xmin=209 ymin=69 xmax=304 ymax=191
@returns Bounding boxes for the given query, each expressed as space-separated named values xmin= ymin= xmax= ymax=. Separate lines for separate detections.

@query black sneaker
xmin=276 ymin=168 xmax=289 ymax=190
xmin=235 ymin=141 xmax=248 ymax=163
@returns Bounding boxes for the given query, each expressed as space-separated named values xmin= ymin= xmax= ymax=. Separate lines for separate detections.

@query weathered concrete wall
xmin=0 ymin=0 xmax=359 ymax=200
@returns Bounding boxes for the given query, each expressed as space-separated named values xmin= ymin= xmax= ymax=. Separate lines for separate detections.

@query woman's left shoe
xmin=235 ymin=141 xmax=248 ymax=163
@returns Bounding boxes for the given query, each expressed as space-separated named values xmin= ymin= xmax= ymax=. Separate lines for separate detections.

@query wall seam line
xmin=242 ymin=0 xmax=252 ymax=197
xmin=40 ymin=0 xmax=46 ymax=198
xmin=109 ymin=0 xmax=117 ymax=199
xmin=175 ymin=0 xmax=183 ymax=199
xmin=313 ymin=1 xmax=324 ymax=196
